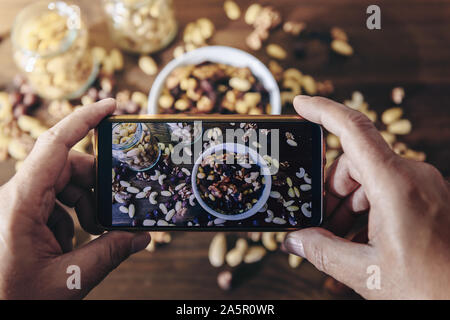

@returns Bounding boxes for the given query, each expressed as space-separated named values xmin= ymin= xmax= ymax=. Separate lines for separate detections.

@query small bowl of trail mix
xmin=148 ymin=46 xmax=281 ymax=115
xmin=191 ymin=143 xmax=272 ymax=221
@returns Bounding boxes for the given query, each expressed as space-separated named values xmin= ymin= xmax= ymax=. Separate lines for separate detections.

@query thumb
xmin=58 ymin=231 xmax=150 ymax=298
xmin=285 ymin=228 xmax=373 ymax=293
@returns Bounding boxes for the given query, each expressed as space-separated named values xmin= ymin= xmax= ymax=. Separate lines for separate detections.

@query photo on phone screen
xmin=96 ymin=117 xmax=323 ymax=230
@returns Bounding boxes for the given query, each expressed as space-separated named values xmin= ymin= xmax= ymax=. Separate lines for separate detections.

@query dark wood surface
xmin=1 ymin=0 xmax=449 ymax=300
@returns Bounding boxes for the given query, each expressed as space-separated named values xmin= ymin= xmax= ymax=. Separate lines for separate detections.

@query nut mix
xmin=12 ymin=3 xmax=97 ymax=100
xmin=196 ymin=151 xmax=265 ymax=215
xmin=158 ymin=62 xmax=271 ymax=114
xmin=167 ymin=122 xmax=202 ymax=144
xmin=111 ymin=122 xmax=315 ymax=231
xmin=245 ymin=5 xmax=282 ymax=50
xmin=0 ymin=0 xmax=431 ymax=294
xmin=103 ymin=0 xmax=177 ymax=54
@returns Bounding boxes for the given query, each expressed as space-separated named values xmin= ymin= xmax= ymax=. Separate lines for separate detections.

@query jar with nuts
xmin=112 ymin=123 xmax=161 ymax=171
xmin=103 ymin=0 xmax=178 ymax=54
xmin=11 ymin=1 xmax=98 ymax=100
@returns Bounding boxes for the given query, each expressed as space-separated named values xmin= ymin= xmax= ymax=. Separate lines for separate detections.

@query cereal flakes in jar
xmin=103 ymin=0 xmax=178 ymax=54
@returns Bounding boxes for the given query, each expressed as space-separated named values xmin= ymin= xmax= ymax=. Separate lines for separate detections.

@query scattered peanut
xmin=209 ymin=233 xmax=227 ymax=267
xmin=387 ymin=119 xmax=412 ymax=135
xmin=266 ymin=44 xmax=287 ymax=60
xmin=381 ymin=107 xmax=403 ymax=125
xmin=331 ymin=39 xmax=354 ymax=56
xmin=138 ymin=55 xmax=158 ymax=75
xmin=224 ymin=1 xmax=241 ymax=20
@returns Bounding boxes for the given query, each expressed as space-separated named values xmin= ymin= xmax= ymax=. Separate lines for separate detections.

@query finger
xmin=56 ymin=231 xmax=150 ymax=299
xmin=326 ymin=154 xmax=360 ymax=199
xmin=16 ymin=99 xmax=115 ymax=190
xmin=323 ymin=228 xmax=369 ymax=296
xmin=351 ymin=226 xmax=369 ymax=244
xmin=58 ymin=183 xmax=103 ymax=235
xmin=324 ymin=154 xmax=360 ymax=217
xmin=285 ymin=228 xmax=373 ymax=293
xmin=326 ymin=186 xmax=369 ymax=237
xmin=294 ymin=95 xmax=396 ymax=195
xmin=47 ymin=203 xmax=75 ymax=253
xmin=55 ymin=151 xmax=95 ymax=193
xmin=324 ymin=158 xmax=342 ymax=218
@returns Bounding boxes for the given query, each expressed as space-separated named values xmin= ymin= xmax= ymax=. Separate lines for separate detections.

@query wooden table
xmin=1 ymin=0 xmax=449 ymax=300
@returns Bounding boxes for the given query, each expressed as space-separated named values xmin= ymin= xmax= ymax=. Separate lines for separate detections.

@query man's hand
xmin=285 ymin=95 xmax=450 ymax=299
xmin=0 ymin=98 xmax=150 ymax=299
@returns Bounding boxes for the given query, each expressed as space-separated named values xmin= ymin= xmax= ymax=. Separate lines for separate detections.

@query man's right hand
xmin=285 ymin=95 xmax=450 ymax=299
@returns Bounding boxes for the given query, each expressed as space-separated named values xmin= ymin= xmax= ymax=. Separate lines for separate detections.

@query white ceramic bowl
xmin=147 ymin=46 xmax=281 ymax=115
xmin=191 ymin=143 xmax=272 ymax=221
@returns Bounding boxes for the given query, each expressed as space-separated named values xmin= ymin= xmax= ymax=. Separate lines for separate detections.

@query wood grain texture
xmin=0 ymin=0 xmax=449 ymax=300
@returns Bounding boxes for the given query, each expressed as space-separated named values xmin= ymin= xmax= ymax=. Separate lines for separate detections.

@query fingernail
xmin=131 ymin=232 xmax=151 ymax=254
xmin=293 ymin=95 xmax=310 ymax=104
xmin=284 ymin=235 xmax=305 ymax=258
xmin=95 ymin=98 xmax=116 ymax=110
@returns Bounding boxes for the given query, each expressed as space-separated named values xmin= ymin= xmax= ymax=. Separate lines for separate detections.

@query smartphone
xmin=95 ymin=115 xmax=324 ymax=231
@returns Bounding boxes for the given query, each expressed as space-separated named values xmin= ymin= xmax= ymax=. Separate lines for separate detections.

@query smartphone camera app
xmin=97 ymin=119 xmax=323 ymax=230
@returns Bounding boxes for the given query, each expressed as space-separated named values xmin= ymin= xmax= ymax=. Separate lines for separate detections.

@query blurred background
xmin=0 ymin=0 xmax=449 ymax=299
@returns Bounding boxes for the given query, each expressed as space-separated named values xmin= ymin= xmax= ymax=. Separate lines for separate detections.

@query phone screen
xmin=97 ymin=117 xmax=323 ymax=230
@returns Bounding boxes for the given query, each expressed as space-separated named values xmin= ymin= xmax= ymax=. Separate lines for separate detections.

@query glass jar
xmin=112 ymin=123 xmax=161 ymax=171
xmin=103 ymin=0 xmax=178 ymax=54
xmin=11 ymin=1 xmax=98 ymax=100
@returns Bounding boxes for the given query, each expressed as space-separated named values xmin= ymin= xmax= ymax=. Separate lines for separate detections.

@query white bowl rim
xmin=191 ymin=142 xmax=272 ymax=221
xmin=147 ymin=45 xmax=281 ymax=115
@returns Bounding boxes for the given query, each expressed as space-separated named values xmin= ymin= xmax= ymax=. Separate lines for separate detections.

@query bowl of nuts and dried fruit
xmin=191 ymin=142 xmax=272 ymax=221
xmin=148 ymin=46 xmax=281 ymax=115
